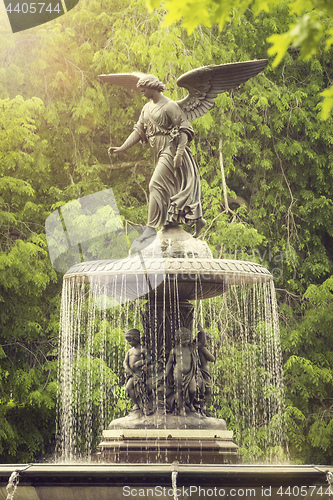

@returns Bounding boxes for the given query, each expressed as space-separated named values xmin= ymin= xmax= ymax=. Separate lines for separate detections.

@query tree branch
xmin=102 ymin=160 xmax=150 ymax=171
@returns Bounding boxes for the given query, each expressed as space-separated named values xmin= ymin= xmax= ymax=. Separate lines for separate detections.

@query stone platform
xmin=94 ymin=428 xmax=240 ymax=464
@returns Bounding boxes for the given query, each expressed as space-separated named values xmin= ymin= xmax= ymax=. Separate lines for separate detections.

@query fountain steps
xmin=94 ymin=429 xmax=240 ymax=464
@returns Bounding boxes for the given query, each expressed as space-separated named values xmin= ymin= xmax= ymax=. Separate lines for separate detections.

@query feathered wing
xmin=98 ymin=72 xmax=147 ymax=90
xmin=176 ymin=59 xmax=268 ymax=121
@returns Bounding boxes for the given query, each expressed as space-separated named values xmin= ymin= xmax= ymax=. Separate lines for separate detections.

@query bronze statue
xmin=123 ymin=328 xmax=152 ymax=413
xmin=100 ymin=60 xmax=268 ymax=247
xmin=165 ymin=327 xmax=198 ymax=415
xmin=100 ymin=60 xmax=269 ymax=419
xmin=195 ymin=324 xmax=215 ymax=413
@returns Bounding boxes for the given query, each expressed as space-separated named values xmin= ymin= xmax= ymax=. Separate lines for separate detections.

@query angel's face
xmin=139 ymin=86 xmax=155 ymax=100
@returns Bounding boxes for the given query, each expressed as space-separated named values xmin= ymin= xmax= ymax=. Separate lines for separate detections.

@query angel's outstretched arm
xmin=108 ymin=130 xmax=141 ymax=156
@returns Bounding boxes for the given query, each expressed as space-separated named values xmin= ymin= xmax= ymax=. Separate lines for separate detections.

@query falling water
xmin=5 ymin=465 xmax=32 ymax=500
xmin=171 ymin=469 xmax=179 ymax=500
xmin=5 ymin=471 xmax=19 ymax=500
xmin=56 ymin=274 xmax=130 ymax=461
xmin=206 ymin=279 xmax=285 ymax=462
xmin=57 ymin=272 xmax=286 ymax=463
xmin=326 ymin=471 xmax=333 ymax=495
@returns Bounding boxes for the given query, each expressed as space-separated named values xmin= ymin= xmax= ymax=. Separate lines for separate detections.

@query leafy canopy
xmin=146 ymin=0 xmax=333 ymax=118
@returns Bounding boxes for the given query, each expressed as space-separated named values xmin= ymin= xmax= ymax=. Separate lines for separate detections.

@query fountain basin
xmin=64 ymin=225 xmax=272 ymax=301
xmin=64 ymin=256 xmax=272 ymax=300
xmin=1 ymin=464 xmax=333 ymax=499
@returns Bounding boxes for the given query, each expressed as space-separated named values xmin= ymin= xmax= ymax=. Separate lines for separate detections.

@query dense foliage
xmin=0 ymin=0 xmax=333 ymax=463
xmin=147 ymin=0 xmax=333 ymax=119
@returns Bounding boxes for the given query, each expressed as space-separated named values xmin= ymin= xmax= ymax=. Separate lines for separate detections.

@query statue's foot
xmin=155 ymin=406 xmax=167 ymax=416
xmin=174 ymin=407 xmax=187 ymax=417
xmin=194 ymin=217 xmax=206 ymax=238
xmin=130 ymin=227 xmax=157 ymax=254
xmin=162 ymin=222 xmax=179 ymax=230
xmin=203 ymin=409 xmax=213 ymax=417
xmin=143 ymin=408 xmax=155 ymax=416
xmin=189 ymin=404 xmax=196 ymax=412
xmin=141 ymin=226 xmax=157 ymax=238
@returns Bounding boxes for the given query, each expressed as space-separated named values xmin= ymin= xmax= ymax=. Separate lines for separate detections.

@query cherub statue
xmin=165 ymin=327 xmax=198 ymax=415
xmin=123 ymin=328 xmax=151 ymax=413
xmin=195 ymin=324 xmax=215 ymax=413
xmin=100 ymin=60 xmax=268 ymax=248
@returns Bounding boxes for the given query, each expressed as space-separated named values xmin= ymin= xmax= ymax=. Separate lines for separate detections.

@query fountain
xmin=59 ymin=223 xmax=281 ymax=464
xmin=1 ymin=60 xmax=333 ymax=499
xmin=54 ymin=60 xmax=286 ymax=466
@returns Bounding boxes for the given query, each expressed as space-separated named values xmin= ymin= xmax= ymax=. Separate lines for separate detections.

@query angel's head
xmin=137 ymin=74 xmax=166 ymax=93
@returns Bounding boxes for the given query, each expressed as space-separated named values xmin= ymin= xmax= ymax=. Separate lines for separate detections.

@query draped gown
xmin=134 ymin=98 xmax=203 ymax=228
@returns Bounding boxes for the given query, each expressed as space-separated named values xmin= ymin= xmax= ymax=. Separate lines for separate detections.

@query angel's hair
xmin=137 ymin=74 xmax=166 ymax=92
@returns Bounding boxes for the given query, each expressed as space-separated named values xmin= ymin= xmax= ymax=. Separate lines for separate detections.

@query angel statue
xmin=100 ymin=60 xmax=268 ymax=248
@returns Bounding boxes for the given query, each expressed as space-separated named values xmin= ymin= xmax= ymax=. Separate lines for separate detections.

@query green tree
xmin=0 ymin=96 xmax=60 ymax=461
xmin=281 ymin=276 xmax=333 ymax=463
xmin=147 ymin=0 xmax=333 ymax=118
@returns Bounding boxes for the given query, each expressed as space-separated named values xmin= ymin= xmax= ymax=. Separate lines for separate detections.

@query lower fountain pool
xmin=1 ymin=464 xmax=333 ymax=500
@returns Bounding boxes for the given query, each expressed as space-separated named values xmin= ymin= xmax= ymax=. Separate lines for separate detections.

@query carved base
xmin=108 ymin=409 xmax=227 ymax=430
xmin=94 ymin=428 xmax=241 ymax=464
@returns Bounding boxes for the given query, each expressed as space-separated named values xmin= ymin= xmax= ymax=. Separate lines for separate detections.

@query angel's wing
xmin=176 ymin=59 xmax=268 ymax=121
xmin=98 ymin=72 xmax=147 ymax=90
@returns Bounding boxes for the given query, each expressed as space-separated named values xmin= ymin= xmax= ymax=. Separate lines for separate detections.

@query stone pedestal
xmin=94 ymin=429 xmax=241 ymax=464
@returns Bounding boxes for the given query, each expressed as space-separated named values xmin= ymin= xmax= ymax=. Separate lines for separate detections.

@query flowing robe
xmin=134 ymin=99 xmax=202 ymax=228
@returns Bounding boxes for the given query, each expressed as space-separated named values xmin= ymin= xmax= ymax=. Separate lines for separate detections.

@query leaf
xmin=320 ymin=86 xmax=333 ymax=120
